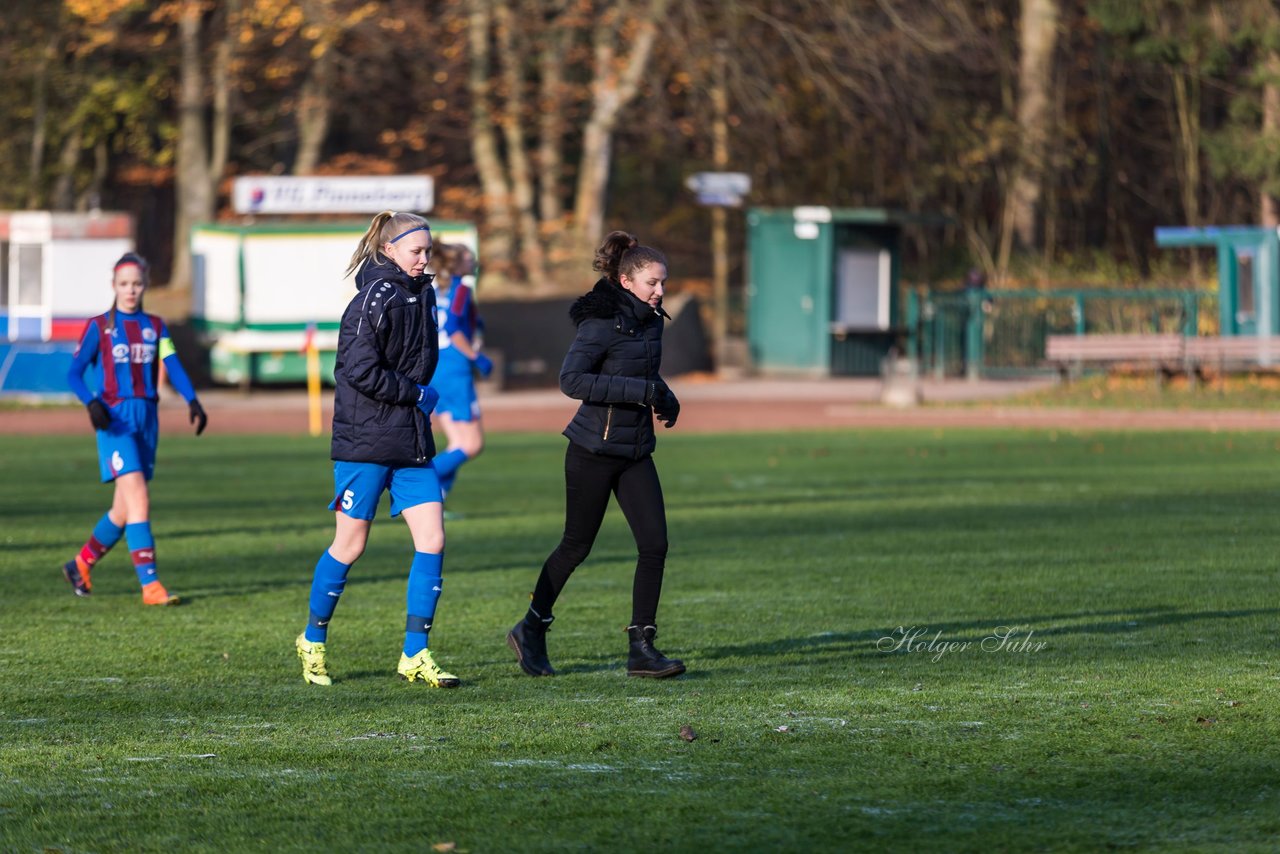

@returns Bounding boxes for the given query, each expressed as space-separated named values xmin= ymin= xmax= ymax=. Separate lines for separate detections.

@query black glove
xmin=643 ymin=380 xmax=670 ymax=407
xmin=654 ymin=388 xmax=680 ymax=428
xmin=188 ymin=399 xmax=208 ymax=436
xmin=86 ymin=398 xmax=112 ymax=431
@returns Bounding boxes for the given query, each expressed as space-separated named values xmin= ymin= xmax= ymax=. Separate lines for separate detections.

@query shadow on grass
xmin=693 ymin=605 xmax=1280 ymax=662
xmin=182 ymin=547 xmax=651 ymax=598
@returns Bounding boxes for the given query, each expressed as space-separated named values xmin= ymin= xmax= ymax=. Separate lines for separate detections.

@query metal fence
xmin=906 ymin=288 xmax=1215 ymax=379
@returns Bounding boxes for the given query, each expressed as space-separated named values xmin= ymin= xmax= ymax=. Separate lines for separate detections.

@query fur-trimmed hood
xmin=569 ymin=277 xmax=669 ymax=326
xmin=559 ymin=276 xmax=669 ymax=459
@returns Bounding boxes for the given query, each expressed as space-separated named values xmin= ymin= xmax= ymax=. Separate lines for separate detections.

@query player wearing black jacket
xmin=295 ymin=211 xmax=459 ymax=689
xmin=508 ymin=231 xmax=685 ymax=679
xmin=330 ymin=254 xmax=439 ymax=466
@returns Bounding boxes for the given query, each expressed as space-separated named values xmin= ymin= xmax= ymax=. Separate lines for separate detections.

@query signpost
xmin=686 ymin=171 xmax=752 ymax=372
xmin=685 ymin=172 xmax=751 ymax=208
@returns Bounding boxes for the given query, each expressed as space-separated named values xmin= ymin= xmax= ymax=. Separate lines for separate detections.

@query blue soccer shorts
xmin=329 ymin=461 xmax=443 ymax=520
xmin=429 ymin=356 xmax=481 ymax=423
xmin=96 ymin=399 xmax=159 ymax=483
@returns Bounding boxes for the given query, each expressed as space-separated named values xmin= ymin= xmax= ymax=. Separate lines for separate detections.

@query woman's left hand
xmin=654 ymin=388 xmax=680 ymax=428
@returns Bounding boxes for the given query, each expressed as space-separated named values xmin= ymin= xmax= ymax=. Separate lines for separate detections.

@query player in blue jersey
xmin=62 ymin=252 xmax=208 ymax=605
xmin=294 ymin=211 xmax=459 ymax=688
xmin=427 ymin=243 xmax=491 ymax=508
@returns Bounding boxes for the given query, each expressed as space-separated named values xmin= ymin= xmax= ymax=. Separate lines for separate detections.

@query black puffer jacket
xmin=331 ymin=258 xmax=439 ymax=466
xmin=561 ymin=277 xmax=671 ymax=459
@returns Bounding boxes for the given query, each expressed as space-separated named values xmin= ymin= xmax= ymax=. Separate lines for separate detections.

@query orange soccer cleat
xmin=141 ymin=580 xmax=180 ymax=606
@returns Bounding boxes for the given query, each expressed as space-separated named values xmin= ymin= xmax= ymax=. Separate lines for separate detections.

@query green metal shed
xmin=745 ymin=206 xmax=910 ymax=375
xmin=1155 ymin=225 xmax=1279 ymax=336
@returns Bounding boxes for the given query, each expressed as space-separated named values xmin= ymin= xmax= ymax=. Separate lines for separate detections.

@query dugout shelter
xmin=1155 ymin=225 xmax=1280 ymax=337
xmin=746 ymin=206 xmax=913 ymax=376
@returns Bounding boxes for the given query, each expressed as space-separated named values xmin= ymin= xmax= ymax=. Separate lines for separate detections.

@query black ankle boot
xmin=626 ymin=625 xmax=685 ymax=678
xmin=507 ymin=611 xmax=555 ymax=676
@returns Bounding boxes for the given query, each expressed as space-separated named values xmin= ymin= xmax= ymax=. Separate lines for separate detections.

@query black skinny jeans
xmin=530 ymin=441 xmax=668 ymax=627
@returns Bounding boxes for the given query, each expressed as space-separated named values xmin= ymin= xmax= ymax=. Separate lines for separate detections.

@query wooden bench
xmin=1183 ymin=335 xmax=1280 ymax=387
xmin=1184 ymin=336 xmax=1280 ymax=370
xmin=1045 ymin=334 xmax=1186 ymax=381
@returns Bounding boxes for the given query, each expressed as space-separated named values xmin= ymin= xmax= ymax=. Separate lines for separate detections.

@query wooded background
xmin=3 ymin=0 xmax=1278 ymax=293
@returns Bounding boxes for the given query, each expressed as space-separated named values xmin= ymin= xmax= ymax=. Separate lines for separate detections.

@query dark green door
xmin=746 ymin=211 xmax=831 ymax=371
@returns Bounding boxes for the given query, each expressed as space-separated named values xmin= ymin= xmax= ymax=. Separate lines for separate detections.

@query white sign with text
xmin=232 ymin=175 xmax=434 ymax=214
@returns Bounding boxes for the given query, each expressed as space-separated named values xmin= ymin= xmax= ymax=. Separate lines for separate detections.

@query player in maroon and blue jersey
xmin=427 ymin=243 xmax=491 ymax=506
xmin=61 ymin=252 xmax=207 ymax=605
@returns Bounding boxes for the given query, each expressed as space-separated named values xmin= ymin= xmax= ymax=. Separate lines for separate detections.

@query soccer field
xmin=3 ymin=428 xmax=1279 ymax=852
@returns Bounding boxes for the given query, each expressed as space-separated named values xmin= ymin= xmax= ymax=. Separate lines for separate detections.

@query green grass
xmin=996 ymin=371 xmax=1280 ymax=410
xmin=3 ymin=428 xmax=1280 ymax=852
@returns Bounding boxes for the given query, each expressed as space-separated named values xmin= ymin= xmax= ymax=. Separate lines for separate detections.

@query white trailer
xmin=191 ymin=220 xmax=477 ymax=385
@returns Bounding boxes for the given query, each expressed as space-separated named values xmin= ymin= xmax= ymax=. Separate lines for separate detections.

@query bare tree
xmin=1002 ymin=0 xmax=1059 ymax=267
xmin=171 ymin=1 xmax=236 ymax=288
xmin=466 ymin=0 xmax=668 ymax=289
xmin=570 ymin=0 xmax=669 ymax=251
xmin=26 ymin=32 xmax=57 ymax=209
xmin=1259 ymin=52 xmax=1280 ymax=227
xmin=293 ymin=0 xmax=337 ymax=175
xmin=467 ymin=0 xmax=517 ymax=281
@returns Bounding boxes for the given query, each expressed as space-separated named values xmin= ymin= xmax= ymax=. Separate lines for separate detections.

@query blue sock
xmin=92 ymin=513 xmax=125 ymax=550
xmin=124 ymin=522 xmax=157 ymax=586
xmin=404 ymin=551 xmax=443 ymax=656
xmin=439 ymin=469 xmax=458 ymax=499
xmin=305 ymin=550 xmax=351 ymax=643
xmin=432 ymin=448 xmax=469 ymax=480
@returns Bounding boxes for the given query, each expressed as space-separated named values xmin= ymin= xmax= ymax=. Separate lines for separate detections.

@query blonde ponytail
xmin=345 ymin=211 xmax=430 ymax=278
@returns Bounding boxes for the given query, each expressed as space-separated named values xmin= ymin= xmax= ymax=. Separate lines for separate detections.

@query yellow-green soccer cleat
xmin=296 ymin=633 xmax=332 ymax=686
xmin=397 ymin=649 xmax=460 ymax=688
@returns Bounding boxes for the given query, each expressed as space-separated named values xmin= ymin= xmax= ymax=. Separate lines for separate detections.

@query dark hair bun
xmin=592 ymin=231 xmax=639 ymax=279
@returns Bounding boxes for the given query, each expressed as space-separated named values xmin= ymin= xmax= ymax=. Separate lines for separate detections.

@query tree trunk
xmin=538 ymin=23 xmax=573 ymax=286
xmin=294 ymin=0 xmax=333 ymax=176
xmin=537 ymin=23 xmax=568 ymax=226
xmin=294 ymin=57 xmax=333 ymax=175
xmin=173 ymin=1 xmax=214 ymax=289
xmin=1007 ymin=0 xmax=1059 ymax=251
xmin=1169 ymin=67 xmax=1202 ymax=228
xmin=80 ymin=139 xmax=109 ymax=212
xmin=211 ymin=0 xmax=238 ymax=182
xmin=467 ymin=0 xmax=516 ymax=282
xmin=52 ymin=122 xmax=83 ymax=211
xmin=494 ymin=0 xmax=546 ymax=285
xmin=571 ymin=0 xmax=669 ymax=253
xmin=1043 ymin=44 xmax=1069 ymax=276
xmin=26 ymin=34 xmax=57 ymax=209
xmin=710 ymin=40 xmax=730 ymax=369
xmin=1262 ymin=53 xmax=1280 ymax=227
xmin=1168 ymin=64 xmax=1202 ymax=279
